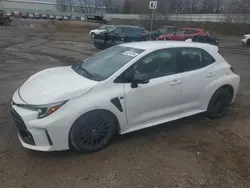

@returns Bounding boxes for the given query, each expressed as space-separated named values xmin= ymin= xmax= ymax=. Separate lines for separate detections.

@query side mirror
xmin=131 ymin=73 xmax=150 ymax=88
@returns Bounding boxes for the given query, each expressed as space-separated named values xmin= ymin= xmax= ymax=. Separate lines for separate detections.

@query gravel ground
xmin=1 ymin=20 xmax=250 ymax=188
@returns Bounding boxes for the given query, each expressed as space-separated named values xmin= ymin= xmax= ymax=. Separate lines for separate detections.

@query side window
xmin=134 ymin=49 xmax=178 ymax=79
xmin=185 ymin=30 xmax=199 ymax=34
xmin=175 ymin=30 xmax=185 ymax=34
xmin=159 ymin=28 xmax=166 ymax=33
xmin=123 ymin=27 xmax=134 ymax=33
xmin=114 ymin=27 xmax=123 ymax=33
xmin=177 ymin=48 xmax=215 ymax=72
xmin=202 ymin=50 xmax=216 ymax=66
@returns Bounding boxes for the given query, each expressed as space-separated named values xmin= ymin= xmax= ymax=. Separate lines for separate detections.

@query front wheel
xmin=69 ymin=110 xmax=117 ymax=153
xmin=206 ymin=88 xmax=233 ymax=119
xmin=91 ymin=33 xmax=95 ymax=39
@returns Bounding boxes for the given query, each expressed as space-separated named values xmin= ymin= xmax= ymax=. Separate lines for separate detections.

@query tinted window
xmin=106 ymin=25 xmax=115 ymax=31
xmin=123 ymin=27 xmax=135 ymax=33
xmin=177 ymin=48 xmax=215 ymax=72
xmin=133 ymin=28 xmax=144 ymax=33
xmin=175 ymin=30 xmax=185 ymax=34
xmin=77 ymin=46 xmax=144 ymax=80
xmin=185 ymin=30 xmax=199 ymax=34
xmin=160 ymin=27 xmax=175 ymax=33
xmin=159 ymin=28 xmax=167 ymax=33
xmin=114 ymin=27 xmax=123 ymax=33
xmin=134 ymin=49 xmax=178 ymax=79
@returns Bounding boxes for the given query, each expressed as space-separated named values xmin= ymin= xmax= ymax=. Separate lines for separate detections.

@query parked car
xmin=94 ymin=25 xmax=150 ymax=49
xmin=63 ymin=16 xmax=69 ymax=20
xmin=89 ymin=25 xmax=115 ymax=38
xmin=190 ymin=35 xmax=220 ymax=46
xmin=34 ymin=13 xmax=40 ymax=19
xmin=56 ymin=15 xmax=63 ymax=20
xmin=11 ymin=41 xmax=240 ymax=153
xmin=149 ymin=26 xmax=177 ymax=40
xmin=6 ymin=12 xmax=12 ymax=17
xmin=21 ymin=12 xmax=28 ymax=19
xmin=42 ymin=14 xmax=47 ymax=19
xmin=28 ymin=13 xmax=34 ymax=19
xmin=0 ymin=10 xmax=12 ymax=26
xmin=158 ymin=28 xmax=209 ymax=41
xmin=13 ymin=11 xmax=20 ymax=17
xmin=241 ymin=34 xmax=250 ymax=46
xmin=86 ymin=14 xmax=107 ymax=23
xmin=49 ymin=15 xmax=55 ymax=20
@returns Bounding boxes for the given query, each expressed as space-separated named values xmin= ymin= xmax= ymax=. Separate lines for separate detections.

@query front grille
xmin=11 ymin=108 xmax=35 ymax=145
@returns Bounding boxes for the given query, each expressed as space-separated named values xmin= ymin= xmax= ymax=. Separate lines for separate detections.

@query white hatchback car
xmin=11 ymin=41 xmax=240 ymax=153
xmin=89 ymin=25 xmax=115 ymax=38
xmin=241 ymin=34 xmax=250 ymax=46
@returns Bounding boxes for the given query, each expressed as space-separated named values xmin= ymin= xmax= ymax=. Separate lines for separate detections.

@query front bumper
xmin=11 ymin=91 xmax=80 ymax=151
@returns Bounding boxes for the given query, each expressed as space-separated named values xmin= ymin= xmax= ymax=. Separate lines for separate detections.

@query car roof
xmin=115 ymin=25 xmax=142 ymax=28
xmin=120 ymin=41 xmax=218 ymax=51
xmin=179 ymin=28 xmax=204 ymax=31
xmin=162 ymin=26 xmax=175 ymax=28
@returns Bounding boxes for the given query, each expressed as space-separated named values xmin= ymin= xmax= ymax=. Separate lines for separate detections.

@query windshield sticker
xmin=123 ymin=51 xmax=140 ymax=57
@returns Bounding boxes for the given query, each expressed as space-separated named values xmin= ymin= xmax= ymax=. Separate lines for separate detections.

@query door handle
xmin=170 ymin=79 xmax=182 ymax=86
xmin=207 ymin=72 xmax=216 ymax=77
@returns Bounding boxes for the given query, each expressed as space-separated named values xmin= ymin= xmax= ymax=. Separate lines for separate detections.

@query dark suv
xmin=94 ymin=25 xmax=150 ymax=49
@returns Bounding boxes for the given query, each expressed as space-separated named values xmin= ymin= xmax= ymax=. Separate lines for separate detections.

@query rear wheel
xmin=247 ymin=39 xmax=250 ymax=46
xmin=206 ymin=88 xmax=233 ymax=119
xmin=69 ymin=110 xmax=117 ymax=153
xmin=94 ymin=43 xmax=105 ymax=49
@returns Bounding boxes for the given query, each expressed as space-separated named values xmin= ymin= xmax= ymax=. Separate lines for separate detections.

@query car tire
xmin=206 ymin=88 xmax=233 ymax=119
xmin=69 ymin=110 xmax=117 ymax=153
xmin=247 ymin=39 xmax=250 ymax=46
xmin=94 ymin=43 xmax=105 ymax=49
xmin=91 ymin=33 xmax=95 ymax=39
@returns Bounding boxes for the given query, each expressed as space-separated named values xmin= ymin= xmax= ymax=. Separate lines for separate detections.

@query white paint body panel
xmin=89 ymin=29 xmax=105 ymax=36
xmin=11 ymin=41 xmax=240 ymax=151
xmin=241 ymin=34 xmax=250 ymax=44
xmin=19 ymin=66 xmax=98 ymax=105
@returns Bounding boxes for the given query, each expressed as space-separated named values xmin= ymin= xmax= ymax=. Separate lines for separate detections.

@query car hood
xmin=19 ymin=66 xmax=99 ymax=105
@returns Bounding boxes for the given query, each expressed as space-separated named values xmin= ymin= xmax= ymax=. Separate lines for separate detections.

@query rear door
xmin=172 ymin=29 xmax=185 ymax=40
xmin=184 ymin=29 xmax=200 ymax=39
xmin=123 ymin=27 xmax=139 ymax=42
xmin=176 ymin=47 xmax=218 ymax=113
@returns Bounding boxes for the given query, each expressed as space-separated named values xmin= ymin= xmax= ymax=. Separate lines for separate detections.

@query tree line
xmin=56 ymin=0 xmax=250 ymax=14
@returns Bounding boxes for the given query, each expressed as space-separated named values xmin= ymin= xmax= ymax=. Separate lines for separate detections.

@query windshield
xmin=73 ymin=46 xmax=145 ymax=81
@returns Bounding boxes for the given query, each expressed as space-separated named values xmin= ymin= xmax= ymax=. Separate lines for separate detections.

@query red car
xmin=158 ymin=28 xmax=209 ymax=41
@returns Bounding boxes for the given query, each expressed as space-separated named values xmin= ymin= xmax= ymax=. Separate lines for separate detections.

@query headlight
xmin=15 ymin=101 xmax=68 ymax=119
xmin=36 ymin=101 xmax=68 ymax=119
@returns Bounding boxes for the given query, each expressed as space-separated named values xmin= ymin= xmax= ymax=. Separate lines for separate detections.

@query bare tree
xmin=56 ymin=0 xmax=68 ymax=12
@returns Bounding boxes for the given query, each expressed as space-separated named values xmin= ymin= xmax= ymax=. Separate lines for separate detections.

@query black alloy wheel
xmin=70 ymin=110 xmax=117 ymax=153
xmin=206 ymin=88 xmax=233 ymax=119
xmin=247 ymin=39 xmax=250 ymax=46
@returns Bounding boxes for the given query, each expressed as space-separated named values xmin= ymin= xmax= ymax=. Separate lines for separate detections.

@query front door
xmin=123 ymin=48 xmax=183 ymax=126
